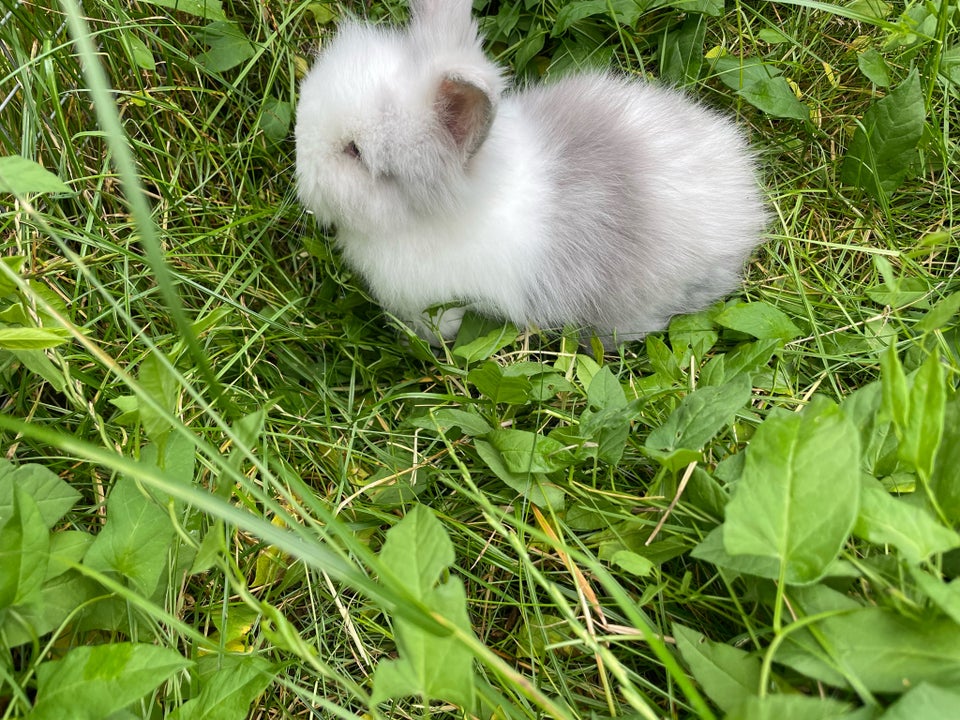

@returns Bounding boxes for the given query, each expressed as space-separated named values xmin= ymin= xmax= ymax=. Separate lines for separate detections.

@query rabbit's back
xmin=500 ymin=72 xmax=765 ymax=338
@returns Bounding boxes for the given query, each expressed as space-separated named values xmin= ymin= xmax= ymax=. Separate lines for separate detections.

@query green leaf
xmin=486 ymin=429 xmax=574 ymax=475
xmin=11 ymin=349 xmax=68 ymax=391
xmin=715 ymin=302 xmax=803 ymax=340
xmin=673 ymin=623 xmax=761 ymax=713
xmin=168 ymin=654 xmax=275 ymax=720
xmin=83 ymin=474 xmax=176 ymax=597
xmin=452 ymin=321 xmax=518 ymax=362
xmin=779 ymin=607 xmax=960 ymax=692
xmin=139 ymin=0 xmax=226 ymax=21
xmin=0 ymin=486 xmax=49 ymax=608
xmin=410 ymin=408 xmax=493 ymax=437
xmin=587 ymin=365 xmax=627 ymax=410
xmin=911 ymin=569 xmax=960 ymax=624
xmin=30 ymin=643 xmax=192 ymax=720
xmin=467 ymin=362 xmax=532 ymax=404
xmin=727 ymin=695 xmax=854 ymax=719
xmin=0 ymin=156 xmax=71 ymax=194
xmin=552 ymin=0 xmax=646 ymax=35
xmin=701 ymin=339 xmax=781 ymax=386
xmin=900 ymin=351 xmax=946 ymax=479
xmin=138 ymin=351 xmax=179 ymax=445
xmin=196 ymin=21 xmax=257 ymax=73
xmin=857 ymin=48 xmax=891 ymax=86
xmin=0 ymin=256 xmax=26 ymax=296
xmin=669 ymin=310 xmax=719 ymax=361
xmin=854 ymin=478 xmax=960 ymax=563
xmin=259 ymin=97 xmax=291 ymax=145
xmin=645 ymin=372 xmax=752 ymax=453
xmin=915 ymin=291 xmax=960 ymax=333
xmin=0 ymin=460 xmax=81 ymax=528
xmin=122 ymin=31 xmax=156 ymax=71
xmin=474 ymin=440 xmax=565 ymax=509
xmin=881 ymin=683 xmax=960 ymax=720
xmin=930 ymin=395 xmax=960 ymax=519
xmin=611 ymin=550 xmax=654 ymax=577
xmin=646 ymin=334 xmax=683 ymax=382
xmin=840 ymin=70 xmax=925 ymax=200
xmin=660 ymin=15 xmax=706 ymax=86
xmin=372 ymin=505 xmax=475 ymax=709
xmin=737 ymin=76 xmax=810 ymax=120
xmin=880 ymin=342 xmax=909 ymax=431
xmin=0 ymin=327 xmax=69 ymax=350
xmin=722 ymin=399 xmax=861 ymax=584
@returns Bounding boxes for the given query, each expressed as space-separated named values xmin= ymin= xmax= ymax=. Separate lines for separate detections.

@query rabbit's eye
xmin=343 ymin=141 xmax=361 ymax=160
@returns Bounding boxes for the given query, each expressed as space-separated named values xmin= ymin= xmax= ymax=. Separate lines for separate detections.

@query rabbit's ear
xmin=436 ymin=75 xmax=495 ymax=157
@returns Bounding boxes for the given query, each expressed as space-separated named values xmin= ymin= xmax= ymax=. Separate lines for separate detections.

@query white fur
xmin=295 ymin=0 xmax=767 ymax=344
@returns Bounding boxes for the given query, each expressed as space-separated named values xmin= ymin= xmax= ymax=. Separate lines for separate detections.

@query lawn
xmin=1 ymin=0 xmax=958 ymax=718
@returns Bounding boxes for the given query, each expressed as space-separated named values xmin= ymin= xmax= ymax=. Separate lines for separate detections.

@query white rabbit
xmin=295 ymin=0 xmax=766 ymax=346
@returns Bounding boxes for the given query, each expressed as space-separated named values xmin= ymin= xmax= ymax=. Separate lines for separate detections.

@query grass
xmin=1 ymin=0 xmax=959 ymax=718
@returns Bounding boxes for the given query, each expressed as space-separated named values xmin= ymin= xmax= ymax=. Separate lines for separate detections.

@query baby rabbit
xmin=295 ymin=0 xmax=766 ymax=346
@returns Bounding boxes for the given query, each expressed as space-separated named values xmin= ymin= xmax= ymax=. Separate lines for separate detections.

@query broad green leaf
xmin=474 ymin=440 xmax=565 ymax=509
xmin=0 ymin=327 xmax=69 ymax=350
xmin=779 ymin=606 xmax=960 ymax=692
xmin=881 ymin=683 xmax=960 ymax=720
xmin=578 ymin=405 xmax=635 ymax=464
xmin=857 ymin=48 xmax=891 ymax=86
xmin=122 ymin=31 xmax=156 ymax=71
xmin=691 ymin=525 xmax=782 ymax=579
xmin=0 ymin=156 xmax=71 ymax=194
xmin=83 ymin=474 xmax=176 ymax=597
xmin=0 ymin=460 xmax=81 ymax=528
xmin=486 ymin=429 xmax=575 ymax=474
xmin=372 ymin=505 xmax=475 ymax=708
xmin=723 ymin=399 xmax=861 ymax=584
xmin=11 ymin=349 xmax=68 ymax=391
xmin=930 ymin=395 xmax=960 ymax=519
xmin=669 ymin=310 xmax=719 ymax=362
xmin=899 ymin=351 xmax=945 ymax=479
xmin=911 ymin=569 xmax=960 ymax=624
xmin=915 ymin=291 xmax=960 ymax=333
xmin=611 ymin=550 xmax=654 ymax=577
xmin=30 ymin=643 xmax=192 ymax=720
xmin=673 ymin=623 xmax=761 ymax=713
xmin=452 ymin=321 xmax=518 ymax=362
xmin=138 ymin=351 xmax=179 ymax=445
xmin=658 ymin=0 xmax=723 ymax=16
xmin=854 ymin=478 xmax=960 ymax=563
xmin=168 ymin=654 xmax=275 ymax=720
xmin=842 ymin=379 xmax=898 ymax=478
xmin=196 ymin=21 xmax=256 ymax=73
xmin=701 ymin=339 xmax=781 ymax=386
xmin=715 ymin=302 xmax=802 ymax=340
xmin=727 ymin=695 xmax=855 ymax=719
xmin=552 ymin=0 xmax=646 ymax=35
xmin=0 ymin=570 xmax=99 ymax=647
xmin=879 ymin=342 xmax=909 ymax=431
xmin=139 ymin=0 xmax=226 ymax=21
xmin=587 ymin=365 xmax=627 ymax=410
xmin=661 ymin=15 xmax=706 ymax=86
xmin=840 ymin=70 xmax=924 ymax=200
xmin=645 ymin=372 xmax=752 ymax=454
xmin=646 ymin=334 xmax=683 ymax=382
xmin=737 ymin=76 xmax=810 ymax=120
xmin=46 ymin=530 xmax=94 ymax=581
xmin=259 ymin=97 xmax=291 ymax=144
xmin=0 ymin=487 xmax=49 ymax=608
xmin=0 ymin=256 xmax=26 ymax=296
xmin=710 ymin=54 xmax=781 ymax=92
xmin=409 ymin=408 xmax=493 ymax=437
xmin=467 ymin=362 xmax=532 ymax=404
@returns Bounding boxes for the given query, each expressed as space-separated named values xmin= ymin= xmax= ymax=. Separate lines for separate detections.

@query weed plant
xmin=0 ymin=0 xmax=958 ymax=718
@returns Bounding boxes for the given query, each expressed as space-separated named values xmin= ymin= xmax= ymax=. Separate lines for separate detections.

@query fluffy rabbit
xmin=295 ymin=0 xmax=766 ymax=346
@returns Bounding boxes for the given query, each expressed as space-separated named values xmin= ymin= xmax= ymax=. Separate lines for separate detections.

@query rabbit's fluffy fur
xmin=295 ymin=0 xmax=766 ymax=345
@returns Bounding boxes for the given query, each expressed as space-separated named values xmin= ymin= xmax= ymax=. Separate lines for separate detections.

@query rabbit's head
xmin=295 ymin=0 xmax=504 ymax=236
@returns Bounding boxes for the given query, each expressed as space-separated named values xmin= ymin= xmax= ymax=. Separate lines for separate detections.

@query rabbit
xmin=295 ymin=0 xmax=767 ymax=347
